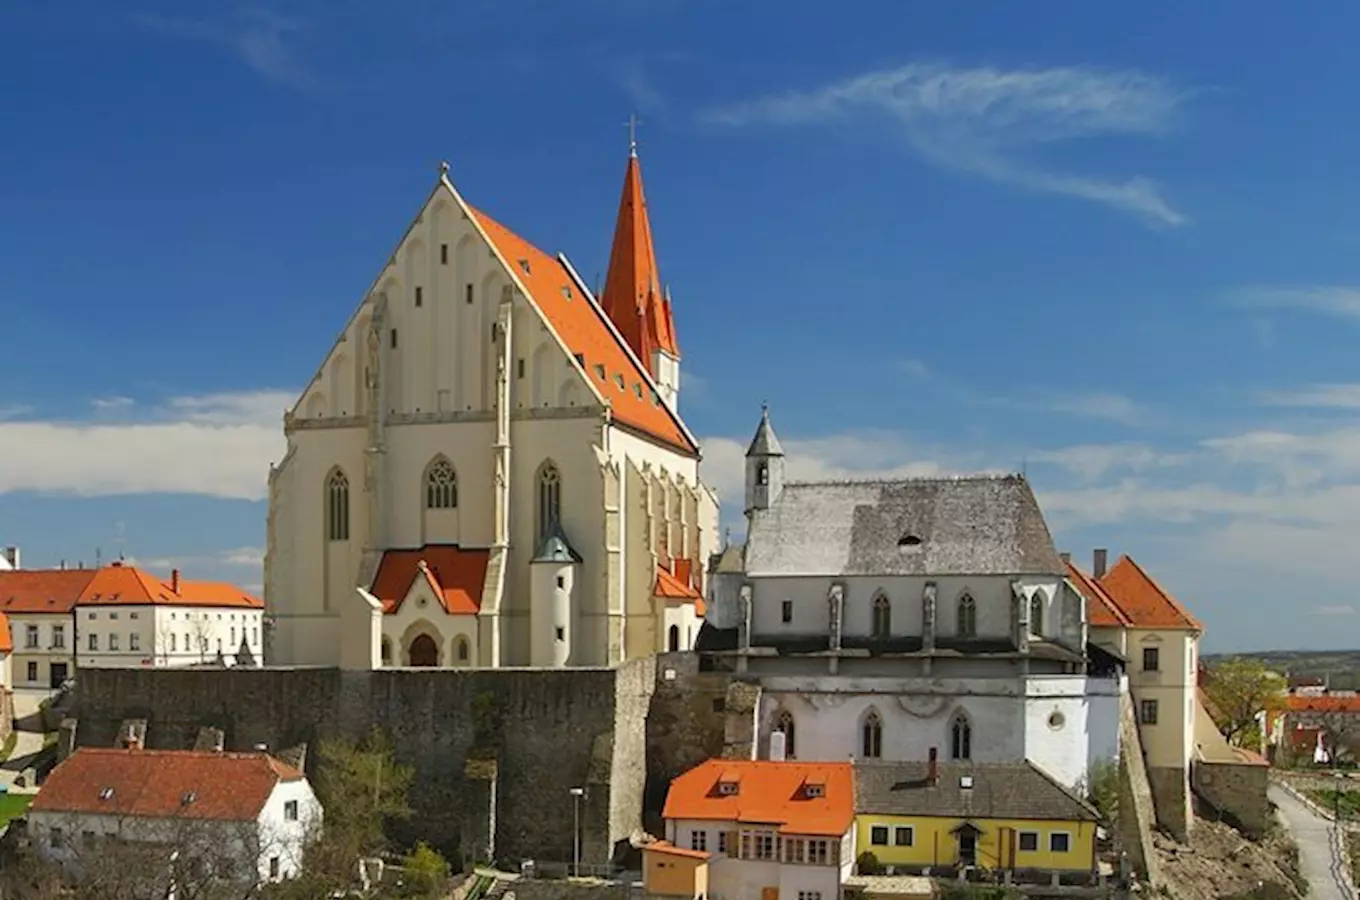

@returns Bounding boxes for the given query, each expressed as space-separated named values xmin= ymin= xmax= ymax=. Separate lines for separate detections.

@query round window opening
xmin=417 ymin=597 xmax=428 ymax=608
xmin=1048 ymin=711 xmax=1066 ymax=731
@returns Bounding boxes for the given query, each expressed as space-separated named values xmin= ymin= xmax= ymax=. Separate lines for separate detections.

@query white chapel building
xmin=266 ymin=149 xmax=718 ymax=668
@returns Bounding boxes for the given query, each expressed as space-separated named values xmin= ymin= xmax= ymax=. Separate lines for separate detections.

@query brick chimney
xmin=171 ymin=569 xmax=180 ymax=594
xmin=1093 ymin=548 xmax=1108 ymax=578
xmin=927 ymin=747 xmax=938 ymax=786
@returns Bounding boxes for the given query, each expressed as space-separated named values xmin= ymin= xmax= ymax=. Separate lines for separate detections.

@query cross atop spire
xmin=626 ymin=113 xmax=641 ymax=158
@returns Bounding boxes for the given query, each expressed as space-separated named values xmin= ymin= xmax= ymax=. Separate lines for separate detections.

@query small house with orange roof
xmin=29 ymin=745 xmax=321 ymax=884
xmin=0 ymin=608 xmax=12 ymax=744
xmin=266 ymin=147 xmax=717 ymax=670
xmin=659 ymin=757 xmax=857 ymax=900
xmin=1067 ymin=549 xmax=1202 ymax=841
xmin=0 ymin=559 xmax=263 ymax=688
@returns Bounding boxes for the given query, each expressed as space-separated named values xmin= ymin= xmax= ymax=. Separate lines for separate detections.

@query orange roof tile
xmin=600 ymin=153 xmax=679 ymax=367
xmin=1099 ymin=555 xmax=1202 ymax=631
xmin=1286 ymin=694 xmax=1360 ymax=714
xmin=1065 ymin=561 xmax=1130 ymax=627
xmin=0 ymin=569 xmax=96 ymax=614
xmin=0 ymin=611 xmax=11 ymax=653
xmin=663 ymin=759 xmax=855 ymax=837
xmin=655 ymin=564 xmax=706 ymax=616
xmin=644 ymin=841 xmax=710 ymax=861
xmin=370 ymin=545 xmax=488 ymax=615
xmin=468 ymin=206 xmax=696 ymax=456
xmin=0 ymin=564 xmax=262 ymax=613
xmin=31 ymin=748 xmax=303 ymax=821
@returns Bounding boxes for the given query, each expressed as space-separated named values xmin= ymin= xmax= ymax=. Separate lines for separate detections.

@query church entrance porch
xmin=408 ymin=633 xmax=439 ymax=667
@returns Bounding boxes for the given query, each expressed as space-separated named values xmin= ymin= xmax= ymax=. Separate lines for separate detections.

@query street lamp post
xmin=570 ymin=787 xmax=587 ymax=878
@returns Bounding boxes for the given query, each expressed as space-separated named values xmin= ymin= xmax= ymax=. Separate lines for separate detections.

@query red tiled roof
xmin=1286 ymin=694 xmax=1360 ymax=714
xmin=1066 ymin=561 xmax=1130 ymax=627
xmin=0 ymin=611 xmax=11 ymax=652
xmin=655 ymin=565 xmax=706 ymax=617
xmin=600 ymin=154 xmax=680 ymax=366
xmin=31 ymin=748 xmax=302 ymax=821
xmin=663 ymin=759 xmax=855 ymax=837
xmin=0 ymin=569 xmax=96 ymax=614
xmin=370 ymin=545 xmax=488 ymax=615
xmin=1099 ymin=556 xmax=1202 ymax=631
xmin=0 ymin=564 xmax=262 ymax=614
xmin=468 ymin=207 xmax=696 ymax=456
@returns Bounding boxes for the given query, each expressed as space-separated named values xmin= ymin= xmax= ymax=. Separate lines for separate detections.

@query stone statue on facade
xmin=827 ymin=584 xmax=844 ymax=651
xmin=922 ymin=581 xmax=938 ymax=651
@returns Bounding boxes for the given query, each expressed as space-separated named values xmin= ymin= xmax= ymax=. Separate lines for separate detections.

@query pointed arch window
xmin=757 ymin=462 xmax=769 ymax=486
xmin=861 ymin=709 xmax=884 ymax=759
xmin=872 ymin=593 xmax=892 ymax=639
xmin=950 ymin=712 xmax=973 ymax=761
xmin=1030 ymin=591 xmax=1045 ymax=637
xmin=957 ymin=593 xmax=977 ymax=639
xmin=774 ymin=709 xmax=796 ymax=759
xmin=454 ymin=636 xmax=470 ymax=665
xmin=537 ymin=462 xmax=561 ymax=542
xmin=424 ymin=457 xmax=458 ymax=509
xmin=326 ymin=469 xmax=350 ymax=542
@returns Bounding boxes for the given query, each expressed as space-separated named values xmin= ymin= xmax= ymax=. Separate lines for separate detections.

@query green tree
xmin=1086 ymin=758 xmax=1119 ymax=824
xmin=401 ymin=842 xmax=452 ymax=899
xmin=1204 ymin=657 xmax=1287 ymax=747
xmin=314 ymin=727 xmax=415 ymax=859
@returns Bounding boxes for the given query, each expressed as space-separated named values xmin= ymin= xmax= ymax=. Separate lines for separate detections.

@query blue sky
xmin=4 ymin=1 xmax=1360 ymax=652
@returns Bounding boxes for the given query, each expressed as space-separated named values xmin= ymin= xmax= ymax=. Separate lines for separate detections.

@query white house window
xmin=284 ymin=800 xmax=299 ymax=821
xmin=24 ymin=625 xmax=38 ymax=649
xmin=52 ymin=625 xmax=65 ymax=649
xmin=110 ymin=634 xmax=120 ymax=651
xmin=781 ymin=600 xmax=793 ymax=623
xmin=1140 ymin=699 xmax=1159 ymax=725
xmin=130 ymin=634 xmax=140 ymax=651
xmin=806 ymin=838 xmax=830 ymax=865
xmin=170 ymin=634 xmax=177 ymax=652
xmin=537 ymin=462 xmax=561 ymax=542
xmin=690 ymin=830 xmax=707 ymax=851
xmin=326 ymin=468 xmax=350 ymax=542
xmin=269 ymin=857 xmax=280 ymax=879
xmin=425 ymin=457 xmax=458 ymax=509
xmin=950 ymin=712 xmax=972 ymax=760
xmin=88 ymin=634 xmax=98 ymax=651
xmin=957 ymin=593 xmax=977 ymax=638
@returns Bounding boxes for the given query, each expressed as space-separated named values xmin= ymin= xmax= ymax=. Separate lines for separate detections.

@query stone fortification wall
xmin=72 ymin=661 xmax=657 ymax=869
xmin=1117 ymin=691 xmax=1162 ymax=886
xmin=1191 ymin=759 xmax=1270 ymax=838
xmin=641 ymin=653 xmax=732 ymax=833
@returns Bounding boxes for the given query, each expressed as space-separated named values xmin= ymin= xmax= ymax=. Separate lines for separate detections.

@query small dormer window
xmin=633 ymin=383 xmax=643 ymax=398
xmin=181 ymin=791 xmax=197 ymax=805
xmin=805 ymin=784 xmax=824 ymax=798
xmin=561 ymin=285 xmax=572 ymax=300
xmin=898 ymin=534 xmax=923 ymax=549
xmin=99 ymin=787 xmax=114 ymax=801
xmin=594 ymin=364 xmax=606 ymax=380
xmin=718 ymin=781 xmax=739 ymax=796
xmin=959 ymin=776 xmax=974 ymax=790
xmin=518 ymin=259 xmax=531 ymax=275
xmin=574 ymin=353 xmax=585 ymax=367
xmin=614 ymin=373 xmax=625 ymax=389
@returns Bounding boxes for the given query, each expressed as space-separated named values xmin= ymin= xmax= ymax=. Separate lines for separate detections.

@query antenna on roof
xmin=95 ymin=547 xmax=102 ymax=568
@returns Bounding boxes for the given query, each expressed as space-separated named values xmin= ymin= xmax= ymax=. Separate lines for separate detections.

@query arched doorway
xmin=408 ymin=634 xmax=439 ymax=667
xmin=667 ymin=625 xmax=680 ymax=652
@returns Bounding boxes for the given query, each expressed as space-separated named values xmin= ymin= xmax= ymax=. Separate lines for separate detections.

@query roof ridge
xmin=786 ymin=473 xmax=1023 ymax=488
xmin=1111 ymin=554 xmax=1201 ymax=631
xmin=1020 ymin=759 xmax=1102 ymax=820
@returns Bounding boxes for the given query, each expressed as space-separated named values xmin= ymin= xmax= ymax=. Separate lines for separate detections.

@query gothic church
xmin=265 ymin=148 xmax=718 ymax=668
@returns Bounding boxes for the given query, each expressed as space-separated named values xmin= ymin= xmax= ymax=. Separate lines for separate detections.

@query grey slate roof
xmin=854 ymin=761 xmax=1099 ymax=822
xmin=744 ymin=475 xmax=1063 ymax=576
xmin=532 ymin=521 xmax=582 ymax=563
xmin=746 ymin=408 xmax=784 ymax=457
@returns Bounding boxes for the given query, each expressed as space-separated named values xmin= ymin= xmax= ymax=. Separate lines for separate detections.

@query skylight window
xmin=717 ymin=781 xmax=739 ymax=796
xmin=594 ymin=364 xmax=606 ymax=380
xmin=614 ymin=374 xmax=625 ymax=389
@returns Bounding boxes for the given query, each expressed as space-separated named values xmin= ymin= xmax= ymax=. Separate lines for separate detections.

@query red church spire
xmin=600 ymin=140 xmax=680 ymax=374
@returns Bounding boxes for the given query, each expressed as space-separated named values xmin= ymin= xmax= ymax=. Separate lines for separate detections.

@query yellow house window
xmin=870 ymin=826 xmax=888 ymax=846
xmin=1050 ymin=833 xmax=1071 ymax=853
xmin=893 ymin=826 xmax=913 ymax=847
xmin=1018 ymin=831 xmax=1039 ymax=852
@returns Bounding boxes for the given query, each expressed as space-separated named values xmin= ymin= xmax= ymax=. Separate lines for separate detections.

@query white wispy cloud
xmin=133 ymin=9 xmax=319 ymax=90
xmin=0 ymin=390 xmax=291 ymax=500
xmin=139 ymin=546 xmax=265 ymax=573
xmin=1027 ymin=391 xmax=1146 ymax=424
xmin=1314 ymin=605 xmax=1355 ymax=617
xmin=702 ymin=62 xmax=1189 ymax=226
xmin=1233 ymin=286 xmax=1360 ymax=320
xmin=1258 ymin=383 xmax=1360 ymax=410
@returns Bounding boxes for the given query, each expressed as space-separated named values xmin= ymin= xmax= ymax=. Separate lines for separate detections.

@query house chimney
xmin=171 ymin=569 xmax=180 ymax=594
xmin=1093 ymin=548 xmax=1108 ymax=578
xmin=2 ymin=546 xmax=18 ymax=569
xmin=927 ymin=747 xmax=938 ymax=786
xmin=769 ymin=730 xmax=787 ymax=762
xmin=1059 ymin=551 xmax=1071 ymax=565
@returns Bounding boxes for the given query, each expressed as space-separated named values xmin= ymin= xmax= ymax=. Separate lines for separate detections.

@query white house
xmin=0 ymin=561 xmax=264 ymax=690
xmin=699 ymin=409 xmax=1119 ymax=791
xmin=265 ymin=150 xmax=718 ymax=669
xmin=28 ymin=746 xmax=321 ymax=887
xmin=661 ymin=758 xmax=856 ymax=900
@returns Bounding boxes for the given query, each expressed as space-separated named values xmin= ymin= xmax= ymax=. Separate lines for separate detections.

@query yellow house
xmin=642 ymin=840 xmax=710 ymax=900
xmin=853 ymin=757 xmax=1100 ymax=874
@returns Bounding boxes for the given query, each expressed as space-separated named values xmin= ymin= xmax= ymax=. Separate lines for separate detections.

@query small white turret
xmin=744 ymin=404 xmax=785 ymax=517
xmin=530 ymin=520 xmax=581 ymax=667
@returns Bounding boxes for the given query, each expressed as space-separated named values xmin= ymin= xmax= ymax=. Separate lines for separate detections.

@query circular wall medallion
xmin=1048 ymin=710 xmax=1066 ymax=731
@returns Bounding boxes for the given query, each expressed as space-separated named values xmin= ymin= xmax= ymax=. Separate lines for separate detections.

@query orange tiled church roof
xmin=469 ymin=207 xmax=695 ymax=455
xmin=1099 ymin=555 xmax=1201 ymax=630
xmin=1065 ymin=561 xmax=1130 ymax=627
xmin=370 ymin=544 xmax=489 ymax=615
xmin=600 ymin=153 xmax=679 ymax=366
